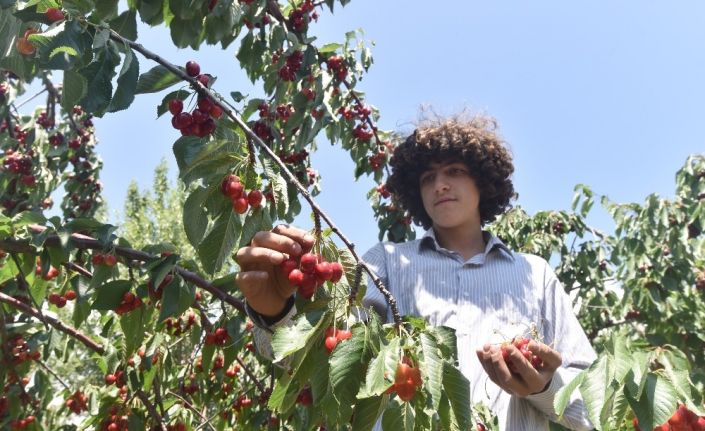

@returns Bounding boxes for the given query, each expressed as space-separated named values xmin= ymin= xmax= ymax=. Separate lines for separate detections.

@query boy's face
xmin=419 ymin=161 xmax=481 ymax=232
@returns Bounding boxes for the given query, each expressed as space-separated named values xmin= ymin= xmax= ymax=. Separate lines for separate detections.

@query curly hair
xmin=386 ymin=115 xmax=516 ymax=229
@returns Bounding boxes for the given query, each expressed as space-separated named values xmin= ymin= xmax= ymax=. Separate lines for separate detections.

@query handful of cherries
xmin=279 ymin=252 xmax=344 ymax=299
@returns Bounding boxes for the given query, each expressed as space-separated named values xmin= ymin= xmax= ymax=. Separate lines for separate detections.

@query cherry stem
xmin=103 ymin=28 xmax=403 ymax=328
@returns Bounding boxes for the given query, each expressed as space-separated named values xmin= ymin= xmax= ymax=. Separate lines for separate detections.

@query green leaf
xmin=109 ymin=9 xmax=137 ymax=41
xmin=136 ymin=65 xmax=181 ymax=94
xmin=0 ymin=8 xmax=23 ymax=58
xmin=358 ymin=337 xmax=399 ymax=398
xmin=442 ymin=361 xmax=471 ymax=431
xmin=92 ymin=280 xmax=131 ymax=310
xmin=318 ymin=42 xmax=342 ymax=53
xmin=352 ymin=395 xmax=387 ymax=431
xmin=148 ymin=253 xmax=178 ymax=290
xmin=29 ymin=20 xmax=91 ymax=70
xmin=183 ymin=186 xmax=209 ymax=248
xmin=579 ymin=355 xmax=612 ymax=429
xmin=157 ymin=277 xmax=195 ymax=322
xmin=270 ymin=310 xmax=325 ymax=361
xmin=78 ymin=44 xmax=121 ymax=116
xmin=430 ymin=326 xmax=458 ymax=361
xmin=92 ymin=0 xmax=118 ymax=21
xmin=329 ymin=325 xmax=367 ymax=423
xmin=554 ymin=370 xmax=587 ymax=417
xmin=61 ymin=69 xmax=87 ymax=112
xmin=169 ymin=15 xmax=202 ymax=49
xmin=120 ymin=305 xmax=145 ymax=357
xmin=420 ymin=331 xmax=443 ymax=410
xmin=382 ymin=399 xmax=414 ymax=431
xmin=107 ymin=47 xmax=139 ymax=112
xmin=238 ymin=207 xmax=272 ymax=248
xmin=197 ymin=207 xmax=241 ymax=275
xmin=627 ymin=373 xmax=678 ymax=431
xmin=12 ymin=211 xmax=46 ymax=227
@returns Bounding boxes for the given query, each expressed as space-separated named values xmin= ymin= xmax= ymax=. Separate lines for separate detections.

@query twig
xmin=136 ymin=389 xmax=166 ymax=431
xmin=63 ymin=261 xmax=92 ymax=278
xmin=167 ymin=391 xmax=216 ymax=431
xmin=0 ymin=292 xmax=105 ymax=354
xmin=35 ymin=359 xmax=71 ymax=390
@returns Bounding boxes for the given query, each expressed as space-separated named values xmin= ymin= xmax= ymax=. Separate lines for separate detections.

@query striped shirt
xmin=362 ymin=229 xmax=596 ymax=431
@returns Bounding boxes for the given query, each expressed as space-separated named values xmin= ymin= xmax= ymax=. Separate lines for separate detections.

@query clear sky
xmin=85 ymin=1 xmax=705 ymax=254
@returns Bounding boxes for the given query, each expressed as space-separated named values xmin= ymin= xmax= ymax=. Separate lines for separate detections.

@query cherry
xmin=314 ymin=261 xmax=333 ymax=280
xmin=221 ymin=175 xmax=243 ymax=198
xmin=196 ymin=74 xmax=210 ymax=87
xmin=232 ymin=197 xmax=248 ymax=214
xmin=210 ymin=104 xmax=223 ymax=118
xmin=16 ymin=37 xmax=35 ymax=55
xmin=280 ymin=258 xmax=298 ymax=277
xmin=168 ymin=98 xmax=183 ymax=115
xmin=64 ymin=290 xmax=77 ymax=301
xmin=185 ymin=61 xmax=200 ymax=77
xmin=324 ymin=336 xmax=338 ymax=354
xmin=288 ymin=269 xmax=304 ymax=286
xmin=92 ymin=254 xmax=104 ymax=265
xmin=299 ymin=253 xmax=317 ymax=272
xmin=104 ymin=254 xmax=117 ymax=266
xmin=45 ymin=7 xmax=65 ymax=22
xmin=105 ymin=374 xmax=117 ymax=385
xmin=248 ymin=189 xmax=263 ymax=208
xmin=330 ymin=262 xmax=344 ymax=283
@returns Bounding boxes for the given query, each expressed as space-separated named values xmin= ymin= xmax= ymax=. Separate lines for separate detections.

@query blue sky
xmin=88 ymin=1 xmax=705 ymax=254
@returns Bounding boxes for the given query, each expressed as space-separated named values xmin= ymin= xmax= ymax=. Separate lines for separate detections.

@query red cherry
xmin=48 ymin=293 xmax=61 ymax=304
xmin=299 ymin=253 xmax=317 ymax=273
xmin=280 ymin=258 xmax=298 ymax=277
xmin=105 ymin=374 xmax=117 ymax=385
xmin=314 ymin=261 xmax=333 ymax=280
xmin=288 ymin=269 xmax=304 ymax=286
xmin=64 ymin=290 xmax=77 ymax=301
xmin=335 ymin=329 xmax=352 ymax=341
xmin=196 ymin=74 xmax=210 ymax=87
xmin=324 ymin=336 xmax=338 ymax=354
xmin=221 ymin=175 xmax=243 ymax=198
xmin=210 ymin=104 xmax=223 ymax=118
xmin=104 ymin=255 xmax=117 ymax=266
xmin=329 ymin=262 xmax=344 ymax=283
xmin=44 ymin=7 xmax=65 ymax=22
xmin=185 ymin=61 xmax=200 ymax=77
xmin=197 ymin=98 xmax=213 ymax=112
xmin=232 ymin=197 xmax=248 ymax=214
xmin=298 ymin=283 xmax=316 ymax=299
xmin=248 ymin=189 xmax=263 ymax=208
xmin=168 ymin=98 xmax=183 ymax=115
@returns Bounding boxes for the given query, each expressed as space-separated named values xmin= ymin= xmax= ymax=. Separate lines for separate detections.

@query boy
xmin=236 ymin=115 xmax=596 ymax=430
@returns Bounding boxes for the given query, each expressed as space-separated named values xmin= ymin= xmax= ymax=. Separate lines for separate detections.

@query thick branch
xmin=0 ymin=226 xmax=246 ymax=314
xmin=105 ymin=29 xmax=402 ymax=327
xmin=0 ymin=292 xmax=105 ymax=354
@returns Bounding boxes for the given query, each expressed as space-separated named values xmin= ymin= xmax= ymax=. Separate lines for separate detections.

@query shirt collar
xmin=419 ymin=228 xmax=515 ymax=261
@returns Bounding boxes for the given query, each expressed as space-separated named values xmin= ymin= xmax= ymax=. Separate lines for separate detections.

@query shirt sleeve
xmin=360 ymin=242 xmax=392 ymax=322
xmin=524 ymin=260 xmax=597 ymax=431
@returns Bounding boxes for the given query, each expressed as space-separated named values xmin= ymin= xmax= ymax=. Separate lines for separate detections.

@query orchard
xmin=0 ymin=0 xmax=704 ymax=430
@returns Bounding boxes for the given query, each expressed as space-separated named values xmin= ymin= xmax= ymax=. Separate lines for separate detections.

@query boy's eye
xmin=420 ymin=173 xmax=434 ymax=185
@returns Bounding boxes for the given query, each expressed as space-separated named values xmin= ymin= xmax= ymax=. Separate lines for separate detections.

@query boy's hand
xmin=475 ymin=341 xmax=562 ymax=397
xmin=234 ymin=225 xmax=314 ymax=317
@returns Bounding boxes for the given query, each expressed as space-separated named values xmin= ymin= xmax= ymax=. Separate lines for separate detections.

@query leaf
xmin=358 ymin=337 xmax=399 ymax=398
xmin=120 ymin=305 xmax=145 ymax=357
xmin=107 ymin=47 xmax=139 ymax=112
xmin=61 ymin=69 xmax=87 ymax=112
xmin=109 ymin=9 xmax=137 ymax=41
xmin=196 ymin=207 xmax=241 ymax=275
xmin=351 ymin=395 xmax=387 ymax=431
xmin=169 ymin=15 xmax=202 ymax=49
xmin=579 ymin=355 xmax=611 ymax=429
xmin=12 ymin=211 xmax=46 ymax=227
xmin=382 ymin=399 xmax=414 ymax=431
xmin=183 ymin=186 xmax=209 ymax=247
xmin=270 ymin=310 xmax=325 ymax=361
xmin=28 ymin=20 xmax=91 ymax=70
xmin=136 ymin=65 xmax=181 ymax=94
xmin=627 ymin=373 xmax=678 ymax=431
xmin=442 ymin=361 xmax=471 ymax=431
xmin=78 ymin=45 xmax=121 ymax=116
xmin=92 ymin=280 xmax=131 ymax=310
xmin=238 ymin=207 xmax=272 ymax=248
xmin=157 ymin=277 xmax=195 ymax=322
xmin=430 ymin=326 xmax=458 ymax=361
xmin=420 ymin=332 xmax=443 ymax=410
xmin=318 ymin=42 xmax=342 ymax=53
xmin=329 ymin=326 xmax=367 ymax=424
xmin=554 ymin=370 xmax=587 ymax=417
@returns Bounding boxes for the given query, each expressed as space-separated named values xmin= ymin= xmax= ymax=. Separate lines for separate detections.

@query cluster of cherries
xmin=368 ymin=150 xmax=387 ymax=171
xmin=280 ymin=149 xmax=309 ymax=164
xmin=115 ymin=291 xmax=142 ymax=315
xmin=278 ymin=50 xmax=304 ymax=82
xmin=221 ymin=174 xmax=263 ymax=214
xmin=8 ymin=415 xmax=36 ymax=430
xmin=99 ymin=405 xmax=130 ymax=431
xmin=92 ymin=253 xmax=118 ymax=266
xmin=232 ymin=394 xmax=253 ymax=412
xmin=634 ymin=404 xmax=705 ymax=430
xmin=385 ymin=357 xmax=422 ymax=402
xmin=47 ymin=290 xmax=76 ymax=308
xmin=501 ymin=336 xmax=543 ymax=373
xmin=35 ymin=261 xmax=59 ymax=281
xmin=376 ymin=183 xmax=391 ymax=199
xmin=3 ymin=149 xmax=34 ymax=187
xmin=5 ymin=335 xmax=40 ymax=365
xmin=323 ymin=327 xmax=351 ymax=354
xmin=168 ymin=61 xmax=222 ymax=137
xmin=164 ymin=311 xmax=197 ymax=336
xmin=64 ymin=390 xmax=88 ymax=414
xmin=288 ymin=0 xmax=317 ymax=31
xmin=148 ymin=273 xmax=174 ymax=301
xmin=204 ymin=326 xmax=231 ymax=346
xmin=326 ymin=55 xmax=348 ymax=81
xmin=280 ymin=253 xmax=344 ymax=299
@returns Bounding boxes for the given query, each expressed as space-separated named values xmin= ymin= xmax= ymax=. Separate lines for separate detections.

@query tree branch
xmin=136 ymin=390 xmax=166 ymax=431
xmin=0 ymin=292 xmax=105 ymax=354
